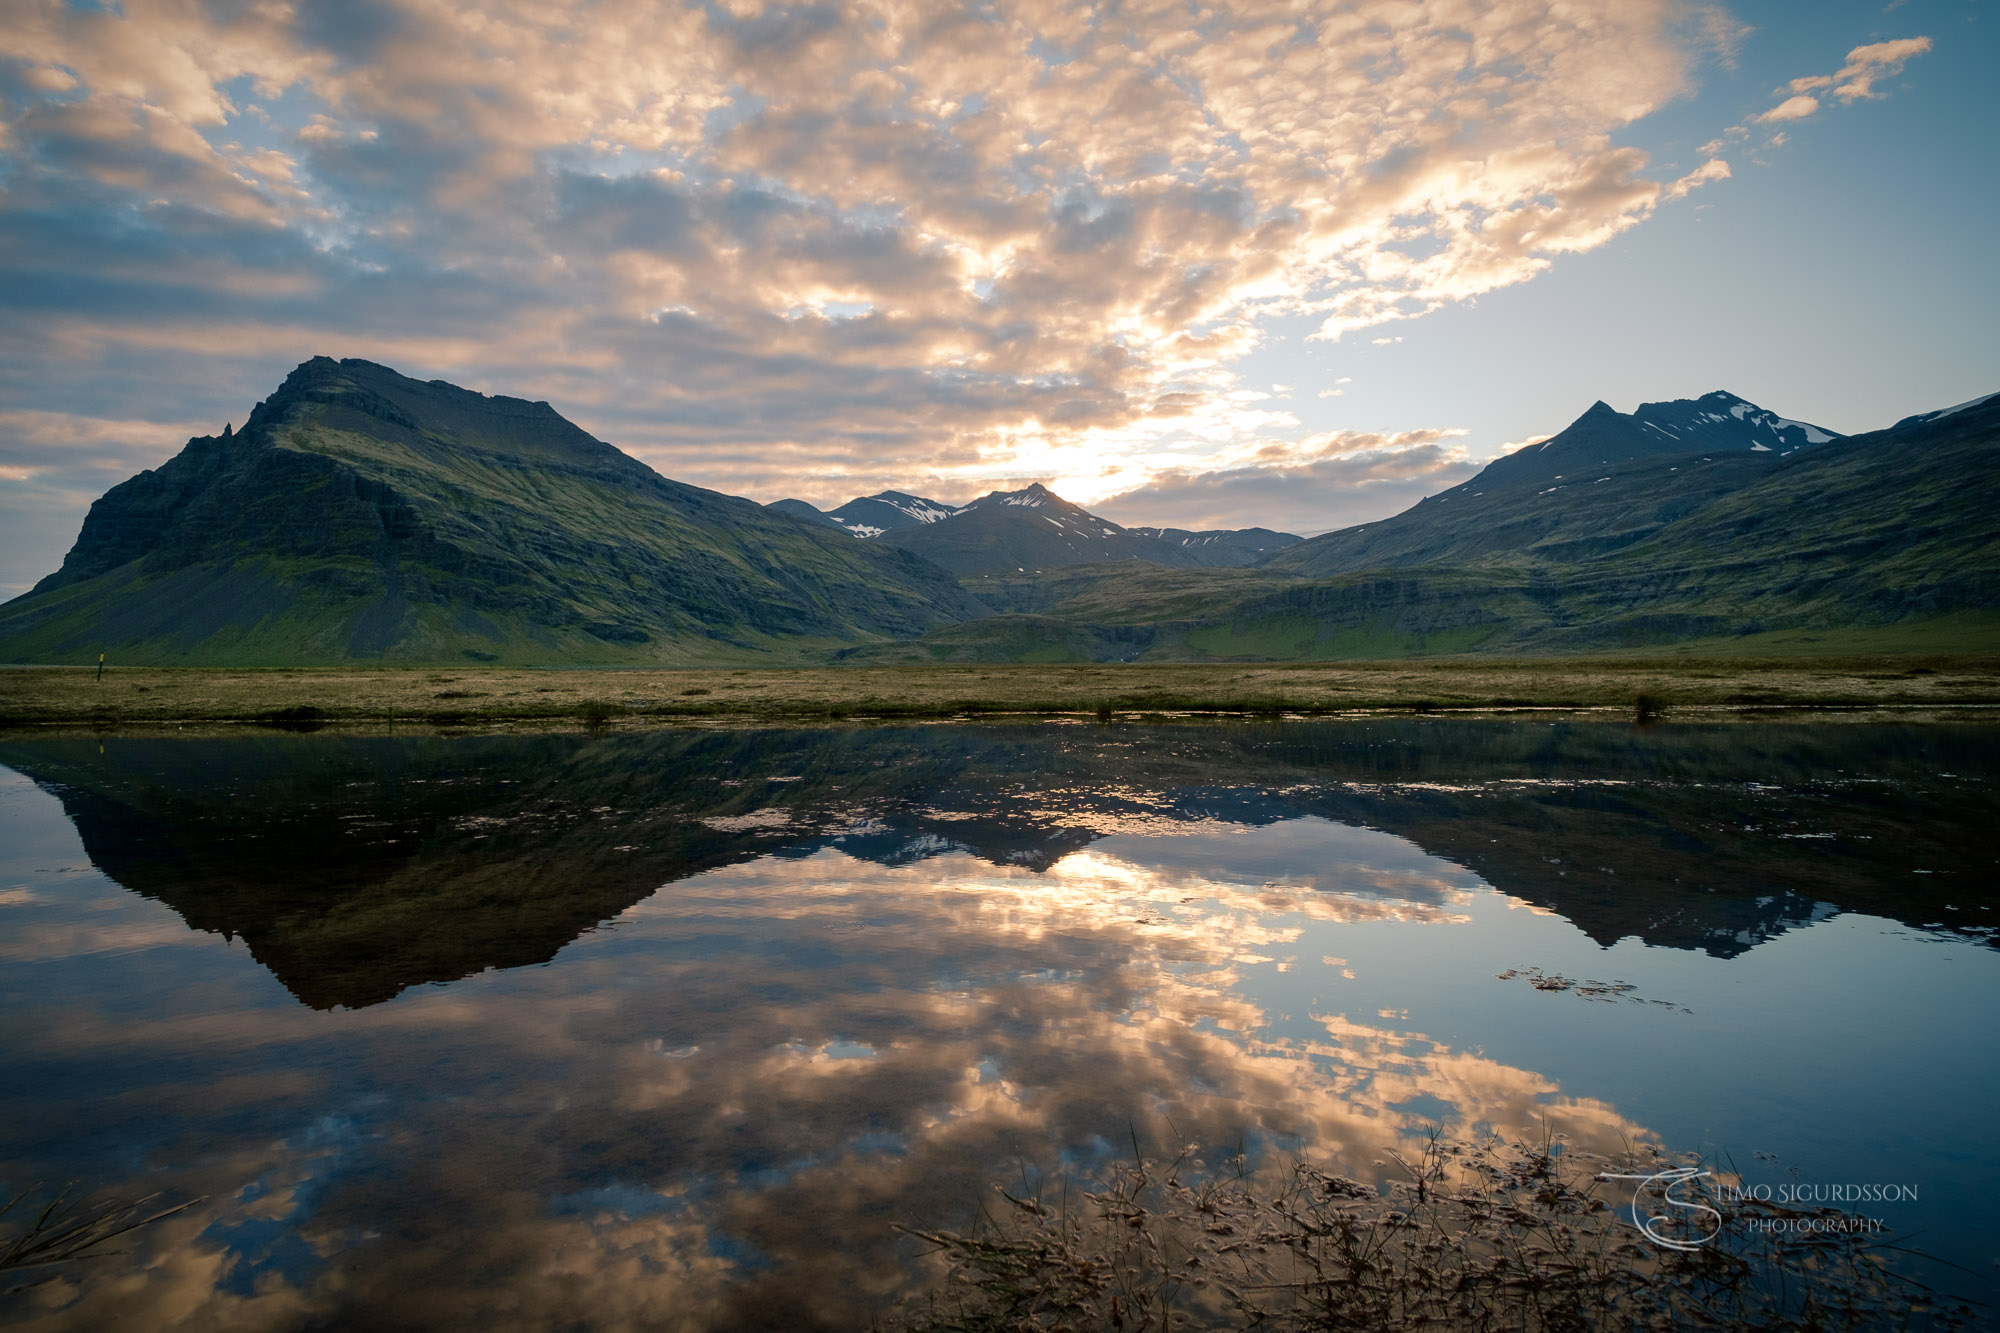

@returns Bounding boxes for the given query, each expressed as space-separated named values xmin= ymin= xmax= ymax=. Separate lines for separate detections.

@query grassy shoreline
xmin=3 ymin=656 xmax=1999 ymax=729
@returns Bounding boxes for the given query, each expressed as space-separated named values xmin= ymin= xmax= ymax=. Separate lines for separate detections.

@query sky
xmin=1 ymin=0 xmax=1995 ymax=593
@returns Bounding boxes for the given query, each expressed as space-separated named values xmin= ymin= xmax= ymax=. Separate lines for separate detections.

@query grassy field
xmin=3 ymin=654 xmax=1998 ymax=728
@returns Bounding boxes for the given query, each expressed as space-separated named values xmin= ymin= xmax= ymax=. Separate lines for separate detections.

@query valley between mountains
xmin=1 ymin=356 xmax=1994 ymax=668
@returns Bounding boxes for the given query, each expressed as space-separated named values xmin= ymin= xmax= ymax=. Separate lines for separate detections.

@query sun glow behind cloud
xmin=0 ymin=0 xmax=1932 ymax=557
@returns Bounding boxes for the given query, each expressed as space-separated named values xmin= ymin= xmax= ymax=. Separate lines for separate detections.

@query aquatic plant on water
xmin=890 ymin=1128 xmax=1976 ymax=1331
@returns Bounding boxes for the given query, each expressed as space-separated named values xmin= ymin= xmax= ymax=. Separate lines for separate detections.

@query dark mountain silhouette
xmin=1267 ymin=390 xmax=1841 ymax=579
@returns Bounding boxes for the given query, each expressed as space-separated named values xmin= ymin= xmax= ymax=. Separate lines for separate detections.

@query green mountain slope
xmin=0 ymin=358 xmax=982 ymax=665
xmin=1538 ymin=394 xmax=2000 ymax=640
xmin=856 ymin=392 xmax=2000 ymax=662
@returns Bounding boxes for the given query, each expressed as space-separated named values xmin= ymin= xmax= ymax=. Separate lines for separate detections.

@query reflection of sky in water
xmin=2 ymin=757 xmax=1997 ymax=1329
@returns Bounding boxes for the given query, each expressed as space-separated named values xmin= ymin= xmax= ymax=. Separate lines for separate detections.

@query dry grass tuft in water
xmin=888 ymin=1129 xmax=1975 ymax=1331
xmin=1 ymin=1186 xmax=201 ymax=1295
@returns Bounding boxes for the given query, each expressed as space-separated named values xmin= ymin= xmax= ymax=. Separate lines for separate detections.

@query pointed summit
xmin=881 ymin=481 xmax=1167 ymax=574
xmin=1266 ymin=387 xmax=1849 ymax=581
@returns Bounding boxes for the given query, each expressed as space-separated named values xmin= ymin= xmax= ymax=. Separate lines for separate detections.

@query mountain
xmin=1475 ymin=390 xmax=1838 ymax=488
xmin=0 ymin=357 xmax=982 ymax=665
xmin=873 ymin=482 xmax=1187 ymax=576
xmin=854 ymin=388 xmax=2000 ymax=662
xmin=1266 ymin=391 xmax=1839 ymax=579
xmin=775 ymin=487 xmax=1303 ymax=572
xmin=765 ymin=490 xmax=959 ymax=536
xmin=1127 ymin=526 xmax=1303 ymax=566
xmin=767 ymin=497 xmax=844 ymax=528
xmin=820 ymin=490 xmax=960 ymax=537
xmin=1629 ymin=390 xmax=1836 ymax=453
xmin=1553 ymin=390 xmax=2000 ymax=636
xmin=1890 ymin=390 xmax=1999 ymax=431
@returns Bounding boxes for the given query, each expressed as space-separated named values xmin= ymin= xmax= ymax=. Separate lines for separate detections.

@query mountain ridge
xmin=852 ymin=388 xmax=2000 ymax=662
xmin=768 ymin=486 xmax=1302 ymax=571
xmin=1264 ymin=390 xmax=1842 ymax=580
xmin=5 ymin=367 xmax=1990 ymax=667
xmin=0 ymin=357 xmax=983 ymax=665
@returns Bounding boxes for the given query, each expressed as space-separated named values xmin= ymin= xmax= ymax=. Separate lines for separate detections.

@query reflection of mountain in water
xmin=3 ymin=720 xmax=1993 ymax=1007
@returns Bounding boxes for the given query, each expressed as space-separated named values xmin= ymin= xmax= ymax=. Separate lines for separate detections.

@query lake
xmin=2 ymin=719 xmax=1996 ymax=1329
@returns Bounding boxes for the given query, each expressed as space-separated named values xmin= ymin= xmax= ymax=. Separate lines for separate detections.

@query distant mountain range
xmin=0 ymin=360 xmax=1992 ymax=665
xmin=771 ymin=484 xmax=1302 ymax=573
xmin=868 ymin=389 xmax=1998 ymax=662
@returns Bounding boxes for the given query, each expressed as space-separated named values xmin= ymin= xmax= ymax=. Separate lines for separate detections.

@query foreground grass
xmin=2 ymin=655 xmax=1998 ymax=728
xmin=890 ymin=1131 xmax=1978 ymax=1332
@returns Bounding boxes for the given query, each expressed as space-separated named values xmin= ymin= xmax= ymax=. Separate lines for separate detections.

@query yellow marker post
xmin=97 ymin=651 xmax=104 ymax=683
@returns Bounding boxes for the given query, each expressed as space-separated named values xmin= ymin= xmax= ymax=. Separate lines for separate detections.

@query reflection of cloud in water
xmin=1090 ymin=815 xmax=1486 ymax=908
xmin=10 ymin=821 xmax=1641 ymax=1332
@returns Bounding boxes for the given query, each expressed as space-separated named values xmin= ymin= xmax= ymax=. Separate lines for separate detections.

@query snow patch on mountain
xmin=1894 ymin=390 xmax=2000 ymax=430
xmin=886 ymin=498 xmax=956 ymax=523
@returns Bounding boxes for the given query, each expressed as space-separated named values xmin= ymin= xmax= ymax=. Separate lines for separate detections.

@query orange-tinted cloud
xmin=1756 ymin=35 xmax=1931 ymax=124
xmin=0 ymin=0 xmax=1756 ymax=564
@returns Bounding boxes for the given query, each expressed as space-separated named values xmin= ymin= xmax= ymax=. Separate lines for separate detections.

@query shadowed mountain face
xmin=3 ymin=720 xmax=1991 ymax=1010
xmin=1266 ymin=390 xmax=1843 ymax=579
xmin=0 ymin=358 xmax=982 ymax=666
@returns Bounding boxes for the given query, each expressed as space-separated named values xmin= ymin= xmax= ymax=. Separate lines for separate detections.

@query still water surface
xmin=1 ymin=720 xmax=1996 ymax=1329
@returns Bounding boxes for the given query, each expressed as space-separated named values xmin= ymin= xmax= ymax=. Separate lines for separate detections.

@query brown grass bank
xmin=2 ymin=655 xmax=1998 ymax=730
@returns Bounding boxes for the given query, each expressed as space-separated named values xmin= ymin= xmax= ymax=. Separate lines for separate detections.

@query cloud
xmin=1092 ymin=428 xmax=1482 ymax=535
xmin=1664 ymin=156 xmax=1732 ymax=199
xmin=0 ymin=0 xmax=1759 ymax=584
xmin=1757 ymin=35 xmax=1932 ymax=123
xmin=1758 ymin=94 xmax=1821 ymax=124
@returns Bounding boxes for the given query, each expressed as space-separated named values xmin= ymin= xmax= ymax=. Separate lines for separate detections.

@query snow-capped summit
xmin=1481 ymin=390 xmax=1839 ymax=488
xmin=1629 ymin=390 xmax=1839 ymax=456
xmin=774 ymin=490 xmax=960 ymax=537
xmin=959 ymin=482 xmax=1068 ymax=514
